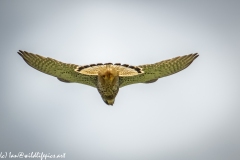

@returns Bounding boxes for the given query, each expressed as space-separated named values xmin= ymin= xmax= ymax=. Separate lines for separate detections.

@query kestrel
xmin=18 ymin=50 xmax=199 ymax=105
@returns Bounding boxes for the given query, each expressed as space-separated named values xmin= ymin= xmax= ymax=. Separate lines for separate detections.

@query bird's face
xmin=97 ymin=66 xmax=119 ymax=105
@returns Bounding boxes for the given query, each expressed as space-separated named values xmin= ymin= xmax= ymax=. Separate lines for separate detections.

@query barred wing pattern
xmin=119 ymin=53 xmax=198 ymax=87
xmin=18 ymin=50 xmax=97 ymax=88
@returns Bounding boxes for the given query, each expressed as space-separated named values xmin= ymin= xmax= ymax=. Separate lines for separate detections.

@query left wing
xmin=119 ymin=53 xmax=199 ymax=87
xmin=18 ymin=50 xmax=97 ymax=88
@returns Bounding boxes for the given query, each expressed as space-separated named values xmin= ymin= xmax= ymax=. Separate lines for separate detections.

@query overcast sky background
xmin=0 ymin=0 xmax=239 ymax=160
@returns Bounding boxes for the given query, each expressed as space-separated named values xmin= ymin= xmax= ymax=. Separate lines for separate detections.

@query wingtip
xmin=17 ymin=50 xmax=24 ymax=56
xmin=17 ymin=50 xmax=30 ymax=64
xmin=192 ymin=53 xmax=199 ymax=59
xmin=194 ymin=52 xmax=199 ymax=56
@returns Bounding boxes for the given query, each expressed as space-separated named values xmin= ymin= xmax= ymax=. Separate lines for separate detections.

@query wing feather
xmin=18 ymin=50 xmax=97 ymax=88
xmin=119 ymin=53 xmax=199 ymax=87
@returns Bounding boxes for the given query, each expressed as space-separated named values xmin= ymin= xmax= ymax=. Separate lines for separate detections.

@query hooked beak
xmin=104 ymin=99 xmax=115 ymax=106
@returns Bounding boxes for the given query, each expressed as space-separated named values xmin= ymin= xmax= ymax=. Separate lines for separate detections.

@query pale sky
xmin=1 ymin=0 xmax=240 ymax=160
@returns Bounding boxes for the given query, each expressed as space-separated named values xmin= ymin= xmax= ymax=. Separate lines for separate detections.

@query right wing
xmin=18 ymin=50 xmax=97 ymax=88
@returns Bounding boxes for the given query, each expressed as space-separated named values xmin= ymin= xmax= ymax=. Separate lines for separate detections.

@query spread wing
xmin=18 ymin=50 xmax=97 ymax=88
xmin=119 ymin=53 xmax=199 ymax=87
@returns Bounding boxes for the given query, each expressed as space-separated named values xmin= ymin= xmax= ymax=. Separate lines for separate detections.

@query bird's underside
xmin=18 ymin=50 xmax=199 ymax=105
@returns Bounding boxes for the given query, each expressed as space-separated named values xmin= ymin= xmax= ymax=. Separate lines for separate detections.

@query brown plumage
xmin=97 ymin=65 xmax=119 ymax=105
xmin=18 ymin=50 xmax=199 ymax=105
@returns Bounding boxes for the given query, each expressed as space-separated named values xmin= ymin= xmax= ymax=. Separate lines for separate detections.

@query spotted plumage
xmin=18 ymin=50 xmax=199 ymax=105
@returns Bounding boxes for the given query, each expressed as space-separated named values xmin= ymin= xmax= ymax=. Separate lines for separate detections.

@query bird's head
xmin=103 ymin=98 xmax=115 ymax=106
xmin=97 ymin=65 xmax=119 ymax=106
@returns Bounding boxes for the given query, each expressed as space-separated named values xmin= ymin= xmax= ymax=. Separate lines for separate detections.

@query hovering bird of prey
xmin=18 ymin=50 xmax=198 ymax=105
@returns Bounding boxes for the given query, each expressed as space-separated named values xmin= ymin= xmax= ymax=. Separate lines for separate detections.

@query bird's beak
xmin=105 ymin=99 xmax=115 ymax=106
